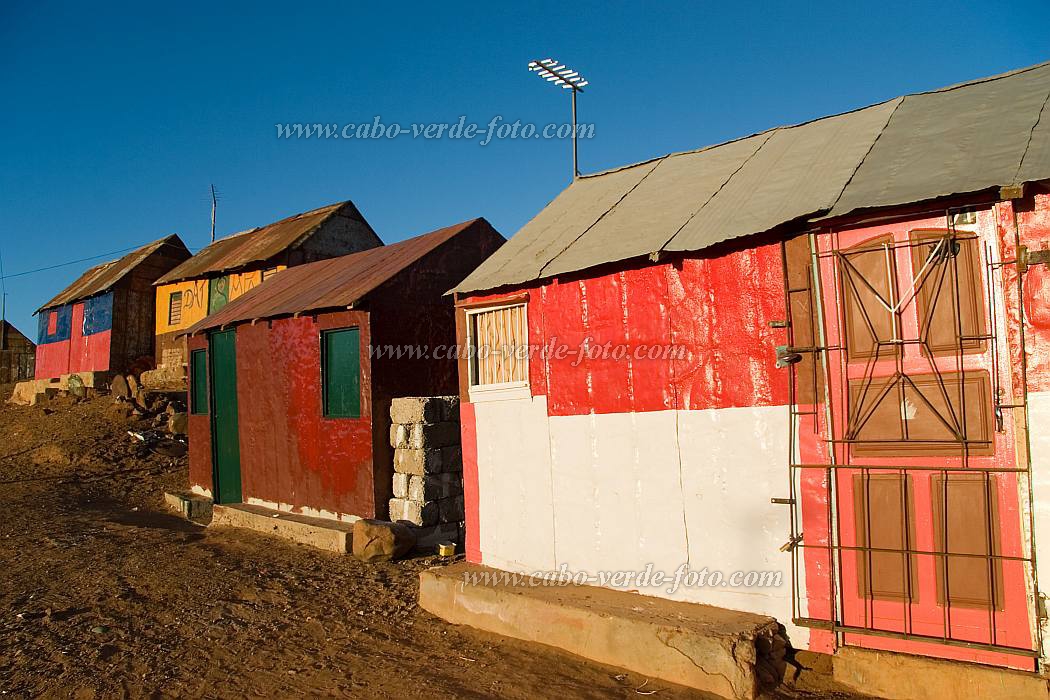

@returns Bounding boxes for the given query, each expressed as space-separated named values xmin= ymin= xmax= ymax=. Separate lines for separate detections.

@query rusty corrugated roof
xmin=185 ymin=218 xmax=492 ymax=335
xmin=155 ymin=200 xmax=379 ymax=284
xmin=38 ymin=234 xmax=190 ymax=312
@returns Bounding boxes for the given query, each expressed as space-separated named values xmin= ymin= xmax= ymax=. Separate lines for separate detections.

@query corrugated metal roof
xmin=456 ymin=61 xmax=1050 ymax=293
xmin=38 ymin=234 xmax=190 ymax=312
xmin=184 ymin=218 xmax=491 ymax=335
xmin=1 ymin=320 xmax=34 ymax=348
xmin=155 ymin=200 xmax=379 ymax=284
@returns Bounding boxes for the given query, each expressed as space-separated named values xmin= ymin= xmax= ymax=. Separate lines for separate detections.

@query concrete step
xmin=163 ymin=491 xmax=213 ymax=523
xmin=419 ymin=561 xmax=786 ymax=699
xmin=833 ymin=646 xmax=1049 ymax=699
xmin=210 ymin=503 xmax=355 ymax=553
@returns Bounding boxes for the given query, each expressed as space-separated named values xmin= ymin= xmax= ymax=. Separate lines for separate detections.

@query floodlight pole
xmin=528 ymin=58 xmax=589 ymax=181
xmin=571 ymin=88 xmax=579 ymax=179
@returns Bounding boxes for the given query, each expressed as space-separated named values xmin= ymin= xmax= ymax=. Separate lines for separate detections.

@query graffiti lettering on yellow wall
xmin=182 ymin=280 xmax=208 ymax=313
xmin=229 ymin=272 xmax=262 ymax=300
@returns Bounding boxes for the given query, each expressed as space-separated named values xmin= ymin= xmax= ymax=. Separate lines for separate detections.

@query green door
xmin=208 ymin=275 xmax=230 ymax=314
xmin=208 ymin=330 xmax=242 ymax=503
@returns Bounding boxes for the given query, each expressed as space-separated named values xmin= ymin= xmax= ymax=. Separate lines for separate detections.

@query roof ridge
xmin=578 ymin=60 xmax=1050 ymax=183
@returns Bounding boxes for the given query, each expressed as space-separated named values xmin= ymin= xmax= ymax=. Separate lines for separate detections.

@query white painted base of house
xmin=472 ymin=395 xmax=807 ymax=649
xmin=185 ymin=487 xmax=361 ymax=526
xmin=1029 ymin=390 xmax=1050 ymax=664
xmin=190 ymin=484 xmax=213 ymax=499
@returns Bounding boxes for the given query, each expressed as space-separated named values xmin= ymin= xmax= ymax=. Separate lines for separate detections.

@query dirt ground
xmin=0 ymin=389 xmax=861 ymax=699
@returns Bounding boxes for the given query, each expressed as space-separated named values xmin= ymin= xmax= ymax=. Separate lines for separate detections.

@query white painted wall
xmin=474 ymin=395 xmax=557 ymax=572
xmin=1029 ymin=391 xmax=1050 ymax=662
xmin=473 ymin=397 xmax=807 ymax=648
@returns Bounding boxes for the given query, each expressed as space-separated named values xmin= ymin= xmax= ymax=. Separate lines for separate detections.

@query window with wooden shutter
xmin=168 ymin=292 xmax=183 ymax=326
xmin=467 ymin=304 xmax=528 ymax=390
xmin=322 ymin=328 xmax=361 ymax=418
xmin=190 ymin=349 xmax=208 ymax=415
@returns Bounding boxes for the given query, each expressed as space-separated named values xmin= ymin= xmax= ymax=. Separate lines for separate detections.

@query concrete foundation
xmin=832 ymin=646 xmax=1048 ymax=700
xmin=9 ymin=372 xmax=111 ymax=405
xmin=163 ymin=491 xmax=213 ymax=523
xmin=210 ymin=503 xmax=355 ymax=553
xmin=419 ymin=561 xmax=786 ymax=699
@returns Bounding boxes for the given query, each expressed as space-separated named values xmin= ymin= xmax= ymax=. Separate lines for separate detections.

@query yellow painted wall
xmin=156 ymin=278 xmax=210 ymax=335
xmin=154 ymin=266 xmax=286 ymax=335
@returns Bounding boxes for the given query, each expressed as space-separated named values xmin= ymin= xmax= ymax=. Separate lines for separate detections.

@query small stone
xmin=67 ymin=374 xmax=87 ymax=399
xmin=110 ymin=375 xmax=130 ymax=399
xmin=167 ymin=412 xmax=188 ymax=435
xmin=352 ymin=519 xmax=416 ymax=563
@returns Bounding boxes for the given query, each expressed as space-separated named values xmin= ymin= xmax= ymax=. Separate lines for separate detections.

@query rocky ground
xmin=0 ymin=387 xmax=861 ymax=699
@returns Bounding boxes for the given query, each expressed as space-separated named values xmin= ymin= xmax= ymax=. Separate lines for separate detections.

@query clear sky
xmin=1 ymin=0 xmax=1047 ymax=338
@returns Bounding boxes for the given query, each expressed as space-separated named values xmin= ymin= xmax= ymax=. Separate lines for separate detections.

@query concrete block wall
xmin=388 ymin=396 xmax=464 ymax=545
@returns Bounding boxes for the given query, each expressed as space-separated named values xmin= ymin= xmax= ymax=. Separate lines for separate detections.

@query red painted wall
xmin=237 ymin=312 xmax=375 ymax=518
xmin=187 ymin=333 xmax=212 ymax=492
xmin=188 ymin=312 xmax=377 ymax=518
xmin=463 ymin=240 xmax=790 ymax=417
xmin=34 ymin=301 xmax=112 ymax=379
xmin=35 ymin=340 xmax=71 ymax=378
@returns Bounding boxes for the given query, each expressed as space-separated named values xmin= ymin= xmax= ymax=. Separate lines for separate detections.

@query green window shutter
xmin=323 ymin=328 xmax=361 ymax=418
xmin=190 ymin=349 xmax=208 ymax=415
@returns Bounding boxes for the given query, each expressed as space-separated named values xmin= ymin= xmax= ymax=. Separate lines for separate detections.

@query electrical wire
xmin=0 ymin=245 xmax=145 ymax=281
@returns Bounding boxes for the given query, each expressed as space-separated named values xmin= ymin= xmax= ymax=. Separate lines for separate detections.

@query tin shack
xmin=150 ymin=200 xmax=382 ymax=382
xmin=35 ymin=234 xmax=191 ymax=384
xmin=447 ymin=61 xmax=1050 ymax=682
xmin=183 ymin=218 xmax=504 ymax=522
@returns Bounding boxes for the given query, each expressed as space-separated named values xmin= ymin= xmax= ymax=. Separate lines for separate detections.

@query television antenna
xmin=528 ymin=58 xmax=589 ymax=179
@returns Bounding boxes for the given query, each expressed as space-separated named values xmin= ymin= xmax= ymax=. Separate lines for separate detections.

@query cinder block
xmin=163 ymin=491 xmax=213 ymax=523
xmin=388 ymin=497 xmax=407 ymax=522
xmin=390 ymin=396 xmax=443 ymax=424
xmin=389 ymin=497 xmax=438 ymax=526
xmin=441 ymin=396 xmax=461 ymax=423
xmin=409 ymin=421 xmax=460 ymax=449
xmin=408 ymin=473 xmax=461 ymax=502
xmin=440 ymin=445 xmax=463 ymax=472
xmin=394 ymin=448 xmax=442 ymax=475
xmin=390 ymin=423 xmax=411 ymax=449
xmin=392 ymin=472 xmax=411 ymax=498
xmin=439 ymin=494 xmax=465 ymax=523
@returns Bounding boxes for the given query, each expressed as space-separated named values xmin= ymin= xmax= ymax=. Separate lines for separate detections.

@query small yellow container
xmin=437 ymin=542 xmax=456 ymax=557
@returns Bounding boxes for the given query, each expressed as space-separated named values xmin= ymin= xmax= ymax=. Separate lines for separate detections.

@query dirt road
xmin=0 ymin=392 xmax=850 ymax=698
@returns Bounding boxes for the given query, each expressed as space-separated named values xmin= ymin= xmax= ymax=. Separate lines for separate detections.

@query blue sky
xmin=1 ymin=0 xmax=1047 ymax=337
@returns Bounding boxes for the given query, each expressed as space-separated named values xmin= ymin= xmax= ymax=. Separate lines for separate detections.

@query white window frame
xmin=465 ymin=302 xmax=530 ymax=402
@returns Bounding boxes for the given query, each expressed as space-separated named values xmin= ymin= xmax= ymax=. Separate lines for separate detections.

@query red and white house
xmin=451 ymin=62 xmax=1050 ymax=673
